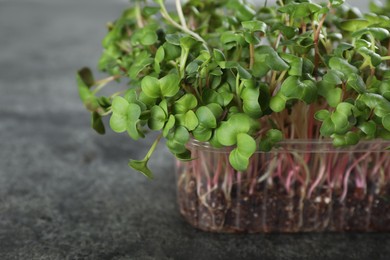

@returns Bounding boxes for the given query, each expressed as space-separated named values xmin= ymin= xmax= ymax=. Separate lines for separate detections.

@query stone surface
xmin=0 ymin=1 xmax=389 ymax=260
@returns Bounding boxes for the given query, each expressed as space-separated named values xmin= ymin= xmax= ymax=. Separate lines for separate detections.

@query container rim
xmin=188 ymin=139 xmax=390 ymax=154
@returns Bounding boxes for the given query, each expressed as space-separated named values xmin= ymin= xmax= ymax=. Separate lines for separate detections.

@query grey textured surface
xmin=0 ymin=1 xmax=389 ymax=260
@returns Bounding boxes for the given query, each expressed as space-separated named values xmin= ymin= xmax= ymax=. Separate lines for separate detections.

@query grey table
xmin=1 ymin=1 xmax=389 ymax=259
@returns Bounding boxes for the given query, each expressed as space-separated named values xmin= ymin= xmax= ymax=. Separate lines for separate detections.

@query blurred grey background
xmin=1 ymin=0 xmax=389 ymax=260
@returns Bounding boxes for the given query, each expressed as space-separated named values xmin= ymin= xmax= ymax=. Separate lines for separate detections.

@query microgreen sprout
xmin=77 ymin=0 xmax=390 ymax=195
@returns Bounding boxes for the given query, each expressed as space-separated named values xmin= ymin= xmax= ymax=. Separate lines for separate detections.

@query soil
xmin=177 ymin=179 xmax=390 ymax=233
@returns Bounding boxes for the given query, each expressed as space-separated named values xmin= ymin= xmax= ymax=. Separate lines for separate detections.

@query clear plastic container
xmin=176 ymin=140 xmax=390 ymax=233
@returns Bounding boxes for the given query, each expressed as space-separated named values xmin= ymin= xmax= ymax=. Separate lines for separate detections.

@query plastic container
xmin=176 ymin=140 xmax=390 ymax=233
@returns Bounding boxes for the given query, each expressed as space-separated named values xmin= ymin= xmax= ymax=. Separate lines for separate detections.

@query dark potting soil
xmin=177 ymin=180 xmax=390 ymax=233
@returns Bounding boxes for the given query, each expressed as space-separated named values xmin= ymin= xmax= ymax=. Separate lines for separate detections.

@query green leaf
xmin=163 ymin=115 xmax=175 ymax=137
xmin=215 ymin=122 xmax=237 ymax=146
xmin=256 ymin=46 xmax=290 ymax=72
xmin=334 ymin=42 xmax=354 ymax=58
xmin=315 ymin=110 xmax=330 ymax=121
xmin=332 ymin=132 xmax=359 ymax=147
xmin=167 ymin=126 xmax=190 ymax=154
xmin=142 ymin=74 xmax=180 ymax=98
xmin=347 ymin=74 xmax=366 ymax=94
xmin=159 ymin=74 xmax=180 ymax=97
xmin=280 ymin=53 xmax=302 ymax=76
xmin=236 ymin=64 xmax=252 ymax=79
xmin=320 ymin=117 xmax=336 ymax=136
xmin=138 ymin=92 xmax=156 ymax=107
xmin=155 ymin=46 xmax=165 ymax=63
xmin=323 ymin=70 xmax=343 ymax=85
xmin=213 ymin=49 xmax=226 ymax=62
xmin=340 ymin=19 xmax=369 ymax=32
xmin=154 ymin=46 xmax=165 ymax=73
xmin=110 ymin=113 xmax=127 ymax=133
xmin=124 ymin=89 xmax=138 ymax=103
xmin=163 ymin=42 xmax=181 ymax=60
xmin=221 ymin=31 xmax=245 ymax=45
xmin=148 ymin=105 xmax=167 ymax=130
xmin=175 ymin=150 xmax=192 ymax=161
xmin=111 ymin=96 xmax=130 ymax=115
xmin=174 ymin=94 xmax=198 ymax=113
xmin=272 ymin=23 xmax=298 ymax=40
xmin=330 ymin=0 xmax=345 ymax=7
xmin=380 ymin=81 xmax=390 ymax=101
xmin=77 ymin=67 xmax=95 ymax=88
xmin=215 ymin=113 xmax=258 ymax=147
xmin=278 ymin=2 xmax=322 ymax=19
xmin=91 ymin=112 xmax=105 ymax=135
xmin=267 ymin=129 xmax=283 ymax=142
xmin=142 ymin=6 xmax=160 ymax=16
xmin=329 ymin=57 xmax=359 ymax=76
xmin=270 ymin=94 xmax=287 ymax=112
xmin=183 ymin=110 xmax=199 ymax=131
xmin=180 ymin=35 xmax=199 ymax=50
xmin=226 ymin=0 xmax=255 ymax=21
xmin=229 ymin=113 xmax=258 ymax=133
xmin=258 ymin=129 xmax=283 ymax=152
xmin=244 ymin=32 xmax=260 ymax=44
xmin=206 ymin=103 xmax=223 ymax=119
xmin=358 ymin=121 xmax=376 ymax=136
xmin=318 ymin=82 xmax=342 ymax=107
xmin=229 ymin=149 xmax=249 ymax=172
xmin=359 ymin=93 xmax=390 ymax=117
xmin=279 ymin=76 xmax=317 ymax=103
xmin=141 ymin=30 xmax=158 ymax=46
xmin=128 ymin=52 xmax=153 ymax=79
xmin=202 ymin=89 xmax=224 ymax=106
xmin=127 ymin=103 xmax=142 ymax=140
xmin=352 ymin=27 xmax=390 ymax=40
xmin=172 ymin=126 xmax=189 ymax=144
xmin=192 ymin=125 xmax=213 ymax=142
xmin=219 ymin=92 xmax=234 ymax=106
xmin=241 ymin=87 xmax=262 ymax=118
xmin=141 ymin=76 xmax=161 ymax=98
xmin=357 ymin=47 xmax=382 ymax=67
xmin=236 ymin=133 xmax=256 ymax=157
xmin=76 ymin=69 xmax=100 ymax=111
xmin=129 ymin=159 xmax=153 ymax=179
xmin=196 ymin=106 xmax=217 ymax=129
xmin=331 ymin=111 xmax=349 ymax=130
xmin=382 ymin=114 xmax=390 ymax=131
xmin=337 ymin=102 xmax=355 ymax=116
xmin=165 ymin=34 xmax=181 ymax=45
xmin=242 ymin=21 xmax=267 ymax=32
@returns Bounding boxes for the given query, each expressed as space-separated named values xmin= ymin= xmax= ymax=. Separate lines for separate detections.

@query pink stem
xmin=308 ymin=163 xmax=326 ymax=198
xmin=340 ymin=151 xmax=375 ymax=202
xmin=333 ymin=154 xmax=349 ymax=189
xmin=371 ymin=153 xmax=387 ymax=178
xmin=326 ymin=153 xmax=334 ymax=187
xmin=213 ymin=155 xmax=223 ymax=188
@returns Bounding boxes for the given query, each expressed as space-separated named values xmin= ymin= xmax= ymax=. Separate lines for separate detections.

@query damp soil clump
xmin=177 ymin=179 xmax=390 ymax=233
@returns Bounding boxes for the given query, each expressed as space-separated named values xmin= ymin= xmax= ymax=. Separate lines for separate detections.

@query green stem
xmin=110 ymin=90 xmax=127 ymax=98
xmin=100 ymin=109 xmax=112 ymax=116
xmin=249 ymin=42 xmax=255 ymax=70
xmin=370 ymin=34 xmax=376 ymax=52
xmin=145 ymin=134 xmax=163 ymax=160
xmin=175 ymin=0 xmax=188 ymax=29
xmin=179 ymin=49 xmax=189 ymax=79
xmin=158 ymin=1 xmax=209 ymax=51
xmin=135 ymin=1 xmax=144 ymax=28
xmin=314 ymin=13 xmax=327 ymax=73
xmin=235 ymin=74 xmax=242 ymax=109
xmin=92 ymin=75 xmax=121 ymax=95
xmin=381 ymin=56 xmax=390 ymax=61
